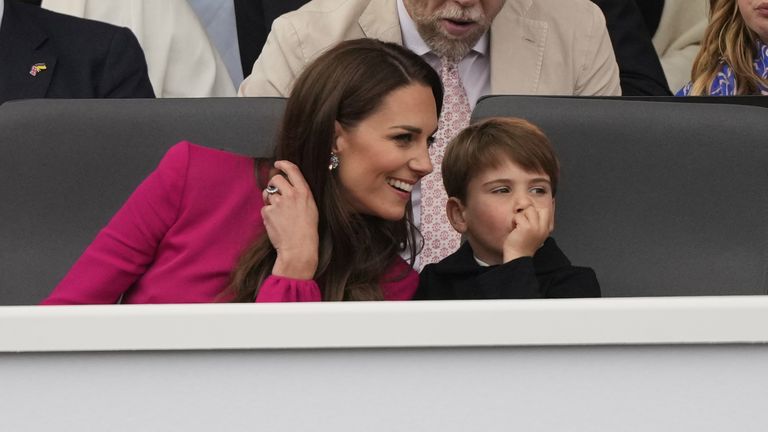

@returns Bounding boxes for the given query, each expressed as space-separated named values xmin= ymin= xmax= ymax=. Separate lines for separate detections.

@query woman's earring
xmin=328 ymin=152 xmax=340 ymax=171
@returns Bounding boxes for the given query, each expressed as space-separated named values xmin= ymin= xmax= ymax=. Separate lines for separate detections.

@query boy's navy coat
xmin=0 ymin=0 xmax=154 ymax=104
xmin=415 ymin=237 xmax=601 ymax=300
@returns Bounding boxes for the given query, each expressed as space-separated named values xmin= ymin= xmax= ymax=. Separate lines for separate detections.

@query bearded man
xmin=239 ymin=0 xmax=621 ymax=100
xmin=239 ymin=0 xmax=620 ymax=266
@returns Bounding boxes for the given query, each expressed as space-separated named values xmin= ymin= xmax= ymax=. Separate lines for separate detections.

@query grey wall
xmin=2 ymin=345 xmax=767 ymax=431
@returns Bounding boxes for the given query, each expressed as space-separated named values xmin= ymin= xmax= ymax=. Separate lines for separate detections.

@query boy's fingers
xmin=520 ymin=206 xmax=539 ymax=229
xmin=514 ymin=212 xmax=530 ymax=229
xmin=536 ymin=207 xmax=553 ymax=231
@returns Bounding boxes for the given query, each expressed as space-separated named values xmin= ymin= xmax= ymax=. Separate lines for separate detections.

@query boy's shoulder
xmin=532 ymin=237 xmax=571 ymax=273
xmin=423 ymin=242 xmax=482 ymax=276
xmin=414 ymin=242 xmax=481 ymax=300
xmin=534 ymin=238 xmax=601 ymax=298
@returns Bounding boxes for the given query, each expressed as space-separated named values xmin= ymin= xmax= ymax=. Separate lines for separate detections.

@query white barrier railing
xmin=3 ymin=297 xmax=767 ymax=432
xmin=2 ymin=296 xmax=768 ymax=351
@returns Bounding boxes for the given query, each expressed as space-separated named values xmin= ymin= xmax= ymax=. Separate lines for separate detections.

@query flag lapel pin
xmin=29 ymin=63 xmax=48 ymax=77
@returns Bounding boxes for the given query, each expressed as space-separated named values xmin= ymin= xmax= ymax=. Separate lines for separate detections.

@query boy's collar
xmin=474 ymin=241 xmax=547 ymax=267
xmin=473 ymin=255 xmax=491 ymax=267
xmin=429 ymin=237 xmax=571 ymax=274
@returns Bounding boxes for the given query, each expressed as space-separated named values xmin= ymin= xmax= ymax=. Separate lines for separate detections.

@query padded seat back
xmin=0 ymin=97 xmax=286 ymax=304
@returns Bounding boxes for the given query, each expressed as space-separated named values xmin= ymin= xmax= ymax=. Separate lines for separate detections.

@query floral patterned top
xmin=677 ymin=39 xmax=768 ymax=95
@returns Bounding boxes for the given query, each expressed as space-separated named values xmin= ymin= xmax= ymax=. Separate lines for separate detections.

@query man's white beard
xmin=407 ymin=2 xmax=488 ymax=61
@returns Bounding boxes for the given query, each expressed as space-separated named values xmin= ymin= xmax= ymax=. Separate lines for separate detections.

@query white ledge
xmin=2 ymin=296 xmax=768 ymax=352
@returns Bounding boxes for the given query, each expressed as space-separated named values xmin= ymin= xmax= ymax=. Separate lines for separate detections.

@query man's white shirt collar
xmin=396 ymin=0 xmax=488 ymax=58
xmin=0 ymin=1 xmax=5 ymax=31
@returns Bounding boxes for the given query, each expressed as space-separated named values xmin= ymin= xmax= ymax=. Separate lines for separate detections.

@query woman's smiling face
xmin=333 ymin=83 xmax=438 ymax=221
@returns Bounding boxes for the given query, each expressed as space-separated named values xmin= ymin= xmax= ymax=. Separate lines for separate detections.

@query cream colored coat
xmin=239 ymin=0 xmax=621 ymax=97
xmin=652 ymin=0 xmax=708 ymax=92
xmin=42 ymin=0 xmax=236 ymax=97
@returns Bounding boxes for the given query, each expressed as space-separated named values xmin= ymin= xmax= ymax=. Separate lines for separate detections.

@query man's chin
xmin=424 ymin=35 xmax=476 ymax=60
xmin=418 ymin=23 xmax=485 ymax=60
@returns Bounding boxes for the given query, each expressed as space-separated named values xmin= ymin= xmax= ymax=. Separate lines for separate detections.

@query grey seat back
xmin=472 ymin=96 xmax=768 ymax=297
xmin=0 ymin=97 xmax=286 ymax=305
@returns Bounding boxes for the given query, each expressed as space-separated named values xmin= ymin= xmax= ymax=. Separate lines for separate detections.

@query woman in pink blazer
xmin=43 ymin=39 xmax=443 ymax=304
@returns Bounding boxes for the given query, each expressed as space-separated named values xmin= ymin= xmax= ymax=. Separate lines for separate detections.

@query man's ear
xmin=333 ymin=121 xmax=346 ymax=154
xmin=446 ymin=197 xmax=468 ymax=234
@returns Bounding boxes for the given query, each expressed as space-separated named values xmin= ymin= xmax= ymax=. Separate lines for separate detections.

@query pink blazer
xmin=43 ymin=142 xmax=418 ymax=304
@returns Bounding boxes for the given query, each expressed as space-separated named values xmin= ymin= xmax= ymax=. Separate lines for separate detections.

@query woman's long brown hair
xmin=226 ymin=39 xmax=443 ymax=302
xmin=689 ymin=0 xmax=768 ymax=94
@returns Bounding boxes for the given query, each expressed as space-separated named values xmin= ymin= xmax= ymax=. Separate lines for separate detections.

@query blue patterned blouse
xmin=677 ymin=39 xmax=768 ymax=95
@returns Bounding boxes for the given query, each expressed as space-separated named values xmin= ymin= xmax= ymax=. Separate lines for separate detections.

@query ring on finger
xmin=265 ymin=184 xmax=279 ymax=195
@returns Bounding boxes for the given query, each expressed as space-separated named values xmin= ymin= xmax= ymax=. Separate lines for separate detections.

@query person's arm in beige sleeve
xmin=238 ymin=15 xmax=307 ymax=97
xmin=575 ymin=2 xmax=622 ymax=96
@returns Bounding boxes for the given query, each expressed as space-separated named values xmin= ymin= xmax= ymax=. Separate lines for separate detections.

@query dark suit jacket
xmin=592 ymin=0 xmax=671 ymax=95
xmin=415 ymin=237 xmax=601 ymax=300
xmin=634 ymin=0 xmax=665 ymax=36
xmin=0 ymin=0 xmax=154 ymax=104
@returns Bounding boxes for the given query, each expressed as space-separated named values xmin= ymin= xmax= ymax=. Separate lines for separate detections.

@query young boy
xmin=415 ymin=117 xmax=600 ymax=299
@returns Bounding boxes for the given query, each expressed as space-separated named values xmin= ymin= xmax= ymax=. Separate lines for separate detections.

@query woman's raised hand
xmin=261 ymin=160 xmax=319 ymax=280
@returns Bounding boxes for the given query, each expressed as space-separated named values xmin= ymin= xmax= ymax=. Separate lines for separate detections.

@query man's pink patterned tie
xmin=418 ymin=57 xmax=472 ymax=269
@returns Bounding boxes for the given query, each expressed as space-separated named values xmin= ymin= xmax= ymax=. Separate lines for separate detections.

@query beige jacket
xmin=239 ymin=0 xmax=620 ymax=97
xmin=43 ymin=0 xmax=236 ymax=97
xmin=652 ymin=0 xmax=708 ymax=92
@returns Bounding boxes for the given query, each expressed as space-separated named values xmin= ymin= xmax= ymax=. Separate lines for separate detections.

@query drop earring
xmin=328 ymin=152 xmax=339 ymax=171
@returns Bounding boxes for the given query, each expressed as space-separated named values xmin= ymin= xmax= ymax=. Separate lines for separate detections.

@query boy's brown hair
xmin=442 ymin=117 xmax=560 ymax=202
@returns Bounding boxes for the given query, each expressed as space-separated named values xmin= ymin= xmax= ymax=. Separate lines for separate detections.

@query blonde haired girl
xmin=678 ymin=0 xmax=768 ymax=95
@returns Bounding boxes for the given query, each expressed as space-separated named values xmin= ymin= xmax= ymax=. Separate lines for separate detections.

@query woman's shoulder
xmin=163 ymin=141 xmax=257 ymax=184
xmin=150 ymin=142 xmax=261 ymax=210
xmin=183 ymin=141 xmax=254 ymax=167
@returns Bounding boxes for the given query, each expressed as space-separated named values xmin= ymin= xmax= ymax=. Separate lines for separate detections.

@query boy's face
xmin=447 ymin=157 xmax=555 ymax=265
